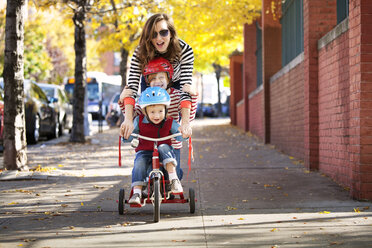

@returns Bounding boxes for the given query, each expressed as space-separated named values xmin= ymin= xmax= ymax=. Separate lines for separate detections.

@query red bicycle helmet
xmin=143 ymin=57 xmax=174 ymax=84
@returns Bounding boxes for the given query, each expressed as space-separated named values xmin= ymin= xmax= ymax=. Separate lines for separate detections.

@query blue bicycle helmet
xmin=138 ymin=87 xmax=171 ymax=109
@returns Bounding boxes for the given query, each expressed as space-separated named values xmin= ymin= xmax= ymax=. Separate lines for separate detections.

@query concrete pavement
xmin=0 ymin=118 xmax=372 ymax=247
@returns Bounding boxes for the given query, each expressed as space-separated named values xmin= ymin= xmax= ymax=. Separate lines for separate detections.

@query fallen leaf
xmin=238 ymin=218 xmax=244 ymax=220
xmin=270 ymin=228 xmax=278 ymax=232
xmin=81 ymin=202 xmax=84 ymax=206
xmin=172 ymin=240 xmax=186 ymax=242
xmin=7 ymin=202 xmax=19 ymax=205
xmin=61 ymin=204 xmax=68 ymax=208
xmin=226 ymin=206 xmax=237 ymax=211
xmin=354 ymin=208 xmax=360 ymax=213
xmin=58 ymin=164 xmax=64 ymax=168
xmin=318 ymin=211 xmax=330 ymax=214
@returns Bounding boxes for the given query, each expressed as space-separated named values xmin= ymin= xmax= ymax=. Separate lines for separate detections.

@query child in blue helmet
xmin=124 ymin=87 xmax=186 ymax=205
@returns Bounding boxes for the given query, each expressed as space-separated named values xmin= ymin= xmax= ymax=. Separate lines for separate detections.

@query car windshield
xmin=87 ymin=82 xmax=99 ymax=101
xmin=113 ymin=94 xmax=120 ymax=103
xmin=40 ymin=87 xmax=55 ymax=99
xmin=64 ymin=81 xmax=100 ymax=101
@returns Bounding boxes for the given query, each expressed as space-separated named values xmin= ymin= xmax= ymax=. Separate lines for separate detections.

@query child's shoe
xmin=128 ymin=193 xmax=141 ymax=204
xmin=170 ymin=179 xmax=183 ymax=193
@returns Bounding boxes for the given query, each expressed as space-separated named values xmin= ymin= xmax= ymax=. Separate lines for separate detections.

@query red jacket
xmin=136 ymin=114 xmax=173 ymax=152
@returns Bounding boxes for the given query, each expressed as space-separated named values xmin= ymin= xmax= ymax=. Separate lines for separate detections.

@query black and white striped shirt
xmin=127 ymin=39 xmax=194 ymax=102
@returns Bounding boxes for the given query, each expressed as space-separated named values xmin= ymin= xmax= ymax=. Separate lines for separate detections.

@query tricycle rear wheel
xmin=118 ymin=188 xmax=125 ymax=215
xmin=189 ymin=188 xmax=195 ymax=213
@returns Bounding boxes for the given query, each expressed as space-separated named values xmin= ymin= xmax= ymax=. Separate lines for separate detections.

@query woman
xmin=120 ymin=13 xmax=194 ymax=140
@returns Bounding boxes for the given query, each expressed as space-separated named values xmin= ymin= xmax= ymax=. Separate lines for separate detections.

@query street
xmin=0 ymin=118 xmax=372 ymax=247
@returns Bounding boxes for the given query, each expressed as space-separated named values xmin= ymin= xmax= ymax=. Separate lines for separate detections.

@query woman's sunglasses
xmin=152 ymin=29 xmax=169 ymax=39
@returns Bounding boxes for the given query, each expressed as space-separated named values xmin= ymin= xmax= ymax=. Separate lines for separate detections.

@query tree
xmin=69 ymin=0 xmax=90 ymax=143
xmin=92 ymin=0 xmax=158 ymax=88
xmin=3 ymin=0 xmax=28 ymax=170
xmin=168 ymin=0 xmax=261 ymax=72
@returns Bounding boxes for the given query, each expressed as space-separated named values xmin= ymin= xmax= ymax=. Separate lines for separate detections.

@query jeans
xmin=131 ymin=144 xmax=177 ymax=187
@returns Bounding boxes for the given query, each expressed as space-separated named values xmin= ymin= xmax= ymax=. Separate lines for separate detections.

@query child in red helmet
xmin=119 ymin=57 xmax=197 ymax=181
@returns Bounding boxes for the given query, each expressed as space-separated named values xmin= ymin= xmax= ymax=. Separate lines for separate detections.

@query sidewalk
xmin=1 ymin=118 xmax=372 ymax=248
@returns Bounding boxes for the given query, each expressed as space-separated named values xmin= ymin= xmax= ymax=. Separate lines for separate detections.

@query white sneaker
xmin=128 ymin=193 xmax=141 ymax=204
xmin=170 ymin=179 xmax=183 ymax=193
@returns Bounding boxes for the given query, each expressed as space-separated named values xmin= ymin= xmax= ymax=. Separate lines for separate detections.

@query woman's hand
xmin=180 ymin=107 xmax=192 ymax=138
xmin=120 ymin=118 xmax=134 ymax=139
xmin=120 ymin=104 xmax=135 ymax=139
xmin=179 ymin=122 xmax=192 ymax=138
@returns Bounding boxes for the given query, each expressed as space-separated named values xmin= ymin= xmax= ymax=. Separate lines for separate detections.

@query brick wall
xmin=236 ymin=100 xmax=245 ymax=129
xmin=270 ymin=60 xmax=305 ymax=159
xmin=229 ymin=54 xmax=244 ymax=126
xmin=349 ymin=0 xmax=372 ymax=200
xmin=318 ymin=30 xmax=351 ymax=187
xmin=249 ymin=90 xmax=265 ymax=141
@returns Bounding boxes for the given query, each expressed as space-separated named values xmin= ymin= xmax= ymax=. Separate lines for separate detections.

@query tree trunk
xmin=213 ymin=63 xmax=222 ymax=117
xmin=119 ymin=47 xmax=128 ymax=90
xmin=118 ymin=47 xmax=129 ymax=124
xmin=70 ymin=2 xmax=87 ymax=143
xmin=3 ymin=0 xmax=28 ymax=170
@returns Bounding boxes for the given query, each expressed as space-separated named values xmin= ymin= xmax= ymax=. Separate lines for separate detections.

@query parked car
xmin=24 ymin=80 xmax=60 ymax=144
xmin=106 ymin=92 xmax=121 ymax=127
xmin=37 ymin=83 xmax=73 ymax=135
xmin=196 ymin=103 xmax=218 ymax=117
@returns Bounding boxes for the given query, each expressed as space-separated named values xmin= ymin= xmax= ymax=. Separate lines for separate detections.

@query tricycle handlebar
xmin=130 ymin=133 xmax=182 ymax=142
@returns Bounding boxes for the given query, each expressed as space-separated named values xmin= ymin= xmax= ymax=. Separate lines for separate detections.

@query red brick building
xmin=230 ymin=0 xmax=372 ymax=200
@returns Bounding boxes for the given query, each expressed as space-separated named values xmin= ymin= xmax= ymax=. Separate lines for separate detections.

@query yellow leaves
xmin=58 ymin=164 xmax=64 ymax=168
xmin=31 ymin=165 xmax=56 ymax=172
xmin=238 ymin=217 xmax=244 ymax=220
xmin=270 ymin=228 xmax=278 ymax=232
xmin=81 ymin=202 xmax=84 ymax=206
xmin=318 ymin=211 xmax=331 ymax=214
xmin=170 ymin=0 xmax=261 ymax=71
xmin=7 ymin=202 xmax=19 ymax=205
xmin=354 ymin=207 xmax=369 ymax=213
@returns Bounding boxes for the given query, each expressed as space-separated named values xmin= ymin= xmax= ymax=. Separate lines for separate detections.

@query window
xmin=337 ymin=0 xmax=349 ymax=24
xmin=281 ymin=0 xmax=304 ymax=66
xmin=256 ymin=22 xmax=262 ymax=87
xmin=114 ymin=52 xmax=121 ymax=67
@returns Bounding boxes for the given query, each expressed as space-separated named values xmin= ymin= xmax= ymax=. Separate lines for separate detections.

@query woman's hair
xmin=138 ymin=13 xmax=181 ymax=72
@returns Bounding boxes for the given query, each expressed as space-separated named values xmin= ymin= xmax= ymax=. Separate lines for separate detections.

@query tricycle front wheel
xmin=153 ymin=178 xmax=160 ymax=222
